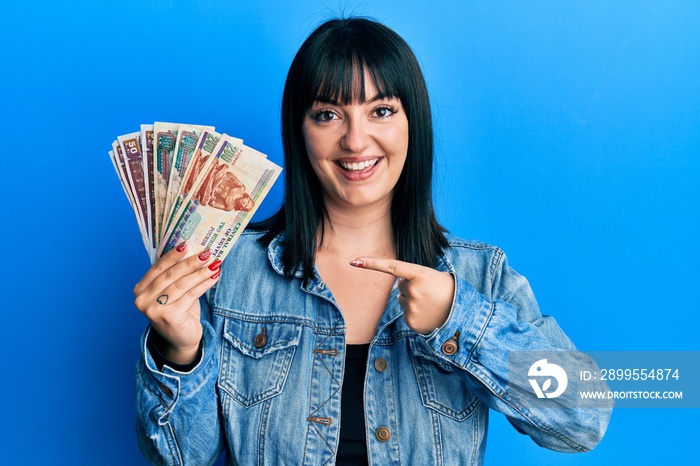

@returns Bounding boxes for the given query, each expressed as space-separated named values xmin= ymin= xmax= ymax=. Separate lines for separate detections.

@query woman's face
xmin=302 ymin=77 xmax=409 ymax=212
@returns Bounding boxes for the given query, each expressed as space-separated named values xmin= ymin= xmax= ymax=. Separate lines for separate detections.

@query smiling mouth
xmin=337 ymin=158 xmax=380 ymax=173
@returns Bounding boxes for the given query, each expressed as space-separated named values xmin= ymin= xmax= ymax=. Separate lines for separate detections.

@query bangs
xmin=298 ymin=23 xmax=409 ymax=107
xmin=310 ymin=55 xmax=397 ymax=105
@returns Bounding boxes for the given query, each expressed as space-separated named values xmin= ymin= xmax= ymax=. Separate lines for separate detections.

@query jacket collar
xmin=267 ymin=232 xmax=305 ymax=279
xmin=267 ymin=231 xmax=456 ymax=278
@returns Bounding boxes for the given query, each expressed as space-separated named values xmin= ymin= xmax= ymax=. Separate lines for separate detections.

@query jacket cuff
xmin=423 ymin=276 xmax=493 ymax=369
xmin=147 ymin=329 xmax=203 ymax=372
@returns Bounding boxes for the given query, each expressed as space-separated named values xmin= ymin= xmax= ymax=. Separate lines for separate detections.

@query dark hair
xmin=254 ymin=17 xmax=447 ymax=283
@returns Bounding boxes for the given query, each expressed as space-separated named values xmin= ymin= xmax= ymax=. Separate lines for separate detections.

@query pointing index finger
xmin=350 ymin=257 xmax=422 ymax=280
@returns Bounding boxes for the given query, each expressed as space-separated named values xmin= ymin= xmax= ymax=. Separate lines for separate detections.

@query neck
xmin=318 ymin=197 xmax=395 ymax=258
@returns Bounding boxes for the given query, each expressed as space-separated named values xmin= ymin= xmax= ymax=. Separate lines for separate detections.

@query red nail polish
xmin=176 ymin=242 xmax=187 ymax=253
xmin=208 ymin=260 xmax=222 ymax=271
xmin=211 ymin=269 xmax=221 ymax=280
xmin=349 ymin=259 xmax=365 ymax=268
xmin=198 ymin=250 xmax=212 ymax=261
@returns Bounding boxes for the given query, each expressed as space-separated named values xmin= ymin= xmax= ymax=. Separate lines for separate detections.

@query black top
xmin=337 ymin=343 xmax=370 ymax=465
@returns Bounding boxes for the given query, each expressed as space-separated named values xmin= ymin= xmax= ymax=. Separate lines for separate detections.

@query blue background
xmin=1 ymin=0 xmax=698 ymax=464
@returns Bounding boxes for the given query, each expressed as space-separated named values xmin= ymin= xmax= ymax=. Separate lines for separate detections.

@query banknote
xmin=112 ymin=141 xmax=142 ymax=226
xmin=118 ymin=132 xmax=152 ymax=250
xmin=109 ymin=150 xmax=137 ymax=214
xmin=162 ymin=129 xmax=226 ymax=236
xmin=111 ymin=123 xmax=281 ymax=262
xmin=162 ymin=125 xmax=214 ymax=231
xmin=140 ymin=125 xmax=156 ymax=261
xmin=152 ymin=122 xmax=180 ymax=243
xmin=158 ymin=134 xmax=282 ymax=261
xmin=111 ymin=141 xmax=148 ymax=251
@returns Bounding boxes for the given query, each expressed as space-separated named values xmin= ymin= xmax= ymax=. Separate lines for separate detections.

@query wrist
xmin=163 ymin=342 xmax=201 ymax=366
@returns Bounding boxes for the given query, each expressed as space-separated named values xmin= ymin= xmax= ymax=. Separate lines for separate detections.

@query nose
xmin=340 ymin=114 xmax=370 ymax=153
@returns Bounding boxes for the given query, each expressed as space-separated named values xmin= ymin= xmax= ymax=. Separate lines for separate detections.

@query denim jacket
xmin=135 ymin=231 xmax=611 ymax=465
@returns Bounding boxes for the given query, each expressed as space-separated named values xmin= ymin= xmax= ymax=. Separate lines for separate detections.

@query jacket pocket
xmin=409 ymin=337 xmax=480 ymax=422
xmin=219 ymin=318 xmax=302 ymax=408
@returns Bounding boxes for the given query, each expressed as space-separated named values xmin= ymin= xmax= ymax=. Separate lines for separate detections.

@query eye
xmin=372 ymin=106 xmax=398 ymax=118
xmin=311 ymin=109 xmax=339 ymax=122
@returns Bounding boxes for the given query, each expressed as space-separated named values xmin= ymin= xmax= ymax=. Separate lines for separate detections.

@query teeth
xmin=339 ymin=158 xmax=379 ymax=171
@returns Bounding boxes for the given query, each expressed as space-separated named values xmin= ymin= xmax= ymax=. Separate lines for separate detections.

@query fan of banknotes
xmin=109 ymin=123 xmax=282 ymax=264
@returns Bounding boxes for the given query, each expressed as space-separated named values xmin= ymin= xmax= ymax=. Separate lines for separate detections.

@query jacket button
xmin=375 ymin=426 xmax=391 ymax=442
xmin=373 ymin=357 xmax=388 ymax=372
xmin=254 ymin=333 xmax=268 ymax=348
xmin=159 ymin=383 xmax=173 ymax=397
xmin=441 ymin=340 xmax=458 ymax=356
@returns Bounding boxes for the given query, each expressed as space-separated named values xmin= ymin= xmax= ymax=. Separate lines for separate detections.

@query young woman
xmin=133 ymin=17 xmax=610 ymax=465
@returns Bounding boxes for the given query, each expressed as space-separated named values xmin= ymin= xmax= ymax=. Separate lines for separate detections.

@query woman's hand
xmin=350 ymin=257 xmax=455 ymax=334
xmin=133 ymin=242 xmax=221 ymax=365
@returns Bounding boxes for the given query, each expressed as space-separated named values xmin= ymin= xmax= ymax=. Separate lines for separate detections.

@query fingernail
xmin=198 ymin=250 xmax=212 ymax=261
xmin=211 ymin=269 xmax=221 ymax=280
xmin=349 ymin=259 xmax=365 ymax=268
xmin=176 ymin=241 xmax=187 ymax=253
xmin=208 ymin=260 xmax=222 ymax=271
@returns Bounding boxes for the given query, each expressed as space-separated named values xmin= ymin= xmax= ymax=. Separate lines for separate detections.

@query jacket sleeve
xmin=422 ymin=249 xmax=612 ymax=453
xmin=134 ymin=295 xmax=223 ymax=466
